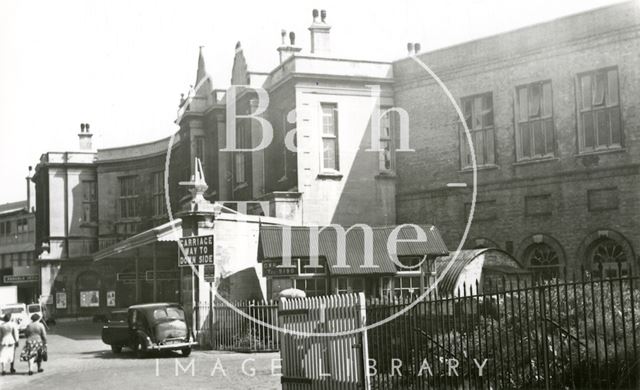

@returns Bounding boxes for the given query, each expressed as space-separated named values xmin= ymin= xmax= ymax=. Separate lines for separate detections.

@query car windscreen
xmin=152 ymin=307 xmax=185 ymax=321
xmin=28 ymin=305 xmax=41 ymax=313
xmin=110 ymin=311 xmax=127 ymax=322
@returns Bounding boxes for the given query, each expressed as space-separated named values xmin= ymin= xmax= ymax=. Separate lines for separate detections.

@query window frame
xmin=459 ymin=92 xmax=496 ymax=169
xmin=515 ymin=80 xmax=555 ymax=161
xmin=320 ymin=103 xmax=340 ymax=173
xmin=117 ymin=175 xmax=139 ymax=220
xmin=151 ymin=171 xmax=167 ymax=218
xmin=576 ymin=66 xmax=622 ymax=153
xmin=81 ymin=180 xmax=97 ymax=224
xmin=378 ymin=108 xmax=395 ymax=173
xmin=233 ymin=122 xmax=248 ymax=188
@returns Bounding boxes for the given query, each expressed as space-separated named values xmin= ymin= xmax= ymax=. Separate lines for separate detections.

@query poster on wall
xmin=55 ymin=292 xmax=67 ymax=309
xmin=106 ymin=291 xmax=116 ymax=307
xmin=80 ymin=290 xmax=100 ymax=308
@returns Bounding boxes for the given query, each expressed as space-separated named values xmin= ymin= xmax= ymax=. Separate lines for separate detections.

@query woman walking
xmin=20 ymin=313 xmax=47 ymax=375
xmin=0 ymin=313 xmax=19 ymax=375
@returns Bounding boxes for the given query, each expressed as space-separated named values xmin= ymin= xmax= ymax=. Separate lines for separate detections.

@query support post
xmin=135 ymin=251 xmax=140 ymax=303
xmin=152 ymin=242 xmax=158 ymax=301
xmin=209 ymin=282 xmax=214 ymax=349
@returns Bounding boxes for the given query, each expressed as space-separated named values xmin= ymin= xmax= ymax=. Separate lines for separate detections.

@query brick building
xmin=393 ymin=2 xmax=640 ymax=278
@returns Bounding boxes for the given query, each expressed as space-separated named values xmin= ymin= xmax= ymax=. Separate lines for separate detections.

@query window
xmin=460 ymin=93 xmax=495 ymax=168
xmin=194 ymin=136 xmax=206 ymax=164
xmin=577 ymin=68 xmax=621 ymax=152
xmin=394 ymin=276 xmax=421 ymax=300
xmin=516 ymin=81 xmax=554 ymax=159
xmin=525 ymin=243 xmax=561 ymax=280
xmin=16 ymin=219 xmax=28 ymax=233
xmin=335 ymin=277 xmax=364 ymax=295
xmin=297 ymin=258 xmax=326 ymax=276
xmin=81 ymin=181 xmax=97 ymax=224
xmin=118 ymin=176 xmax=139 ymax=219
xmin=379 ymin=110 xmax=394 ymax=171
xmin=234 ymin=123 xmax=248 ymax=186
xmin=151 ymin=171 xmax=166 ymax=217
xmin=321 ymin=103 xmax=339 ymax=171
xmin=590 ymin=238 xmax=628 ymax=278
xmin=294 ymin=278 xmax=327 ymax=297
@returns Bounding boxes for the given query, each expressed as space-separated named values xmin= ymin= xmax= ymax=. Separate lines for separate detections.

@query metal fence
xmin=196 ymin=300 xmax=280 ymax=352
xmin=366 ymin=266 xmax=640 ymax=389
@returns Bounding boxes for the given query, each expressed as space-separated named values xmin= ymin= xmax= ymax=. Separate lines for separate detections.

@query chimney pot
xmin=312 ymin=9 xmax=319 ymax=21
xmin=414 ymin=42 xmax=421 ymax=53
xmin=80 ymin=123 xmax=85 ymax=132
xmin=320 ymin=10 xmax=327 ymax=22
xmin=407 ymin=42 xmax=414 ymax=56
xmin=289 ymin=31 xmax=296 ymax=46
xmin=85 ymin=123 xmax=90 ymax=132
xmin=281 ymin=29 xmax=286 ymax=45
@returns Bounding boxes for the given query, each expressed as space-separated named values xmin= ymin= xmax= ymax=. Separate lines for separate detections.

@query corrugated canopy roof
xmin=259 ymin=224 xmax=448 ymax=275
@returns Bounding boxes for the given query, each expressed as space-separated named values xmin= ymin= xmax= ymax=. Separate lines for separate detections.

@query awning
xmin=258 ymin=224 xmax=449 ymax=275
xmin=93 ymin=219 xmax=182 ymax=261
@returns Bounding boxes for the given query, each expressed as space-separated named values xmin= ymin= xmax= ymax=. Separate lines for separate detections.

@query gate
xmin=279 ymin=293 xmax=370 ymax=390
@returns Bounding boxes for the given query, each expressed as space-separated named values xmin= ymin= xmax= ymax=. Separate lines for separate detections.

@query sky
xmin=0 ymin=0 xmax=631 ymax=204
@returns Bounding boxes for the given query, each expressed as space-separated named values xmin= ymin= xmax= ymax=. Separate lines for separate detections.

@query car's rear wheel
xmin=111 ymin=345 xmax=122 ymax=354
xmin=181 ymin=347 xmax=191 ymax=357
xmin=134 ymin=339 xmax=147 ymax=358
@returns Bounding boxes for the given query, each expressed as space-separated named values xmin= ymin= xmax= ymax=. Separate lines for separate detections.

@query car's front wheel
xmin=180 ymin=347 xmax=191 ymax=357
xmin=111 ymin=345 xmax=122 ymax=354
xmin=134 ymin=338 xmax=147 ymax=358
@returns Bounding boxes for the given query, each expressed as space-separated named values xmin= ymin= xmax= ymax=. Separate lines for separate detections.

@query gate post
xmin=358 ymin=292 xmax=371 ymax=390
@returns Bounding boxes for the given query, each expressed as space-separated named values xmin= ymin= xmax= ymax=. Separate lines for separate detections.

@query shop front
xmin=258 ymin=224 xmax=450 ymax=300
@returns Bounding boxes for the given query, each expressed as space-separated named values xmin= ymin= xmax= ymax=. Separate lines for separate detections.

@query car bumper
xmin=150 ymin=341 xmax=198 ymax=351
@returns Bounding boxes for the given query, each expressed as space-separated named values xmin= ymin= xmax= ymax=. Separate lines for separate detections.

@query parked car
xmin=0 ymin=303 xmax=30 ymax=335
xmin=101 ymin=303 xmax=196 ymax=357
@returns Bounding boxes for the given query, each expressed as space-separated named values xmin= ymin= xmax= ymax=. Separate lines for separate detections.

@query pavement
xmin=2 ymin=320 xmax=282 ymax=390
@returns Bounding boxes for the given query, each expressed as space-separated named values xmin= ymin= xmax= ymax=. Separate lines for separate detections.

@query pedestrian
xmin=20 ymin=313 xmax=47 ymax=375
xmin=0 ymin=313 xmax=19 ymax=375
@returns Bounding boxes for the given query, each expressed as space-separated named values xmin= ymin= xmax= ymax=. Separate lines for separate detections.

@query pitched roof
xmin=258 ymin=224 xmax=448 ymax=275
xmin=0 ymin=200 xmax=28 ymax=217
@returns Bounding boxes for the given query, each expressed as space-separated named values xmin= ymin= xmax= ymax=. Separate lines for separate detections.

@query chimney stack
xmin=277 ymin=29 xmax=301 ymax=63
xmin=78 ymin=122 xmax=93 ymax=151
xmin=309 ymin=9 xmax=331 ymax=55
xmin=26 ymin=166 xmax=35 ymax=213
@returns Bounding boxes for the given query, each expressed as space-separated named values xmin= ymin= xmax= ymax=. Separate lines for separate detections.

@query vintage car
xmin=101 ymin=303 xmax=196 ymax=357
xmin=1 ymin=303 xmax=30 ymax=335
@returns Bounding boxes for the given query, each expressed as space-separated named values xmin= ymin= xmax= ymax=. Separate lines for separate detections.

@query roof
xmin=93 ymin=219 xmax=182 ymax=261
xmin=394 ymin=2 xmax=640 ymax=79
xmin=258 ymin=224 xmax=448 ymax=275
xmin=0 ymin=201 xmax=27 ymax=217
xmin=434 ymin=248 xmax=525 ymax=294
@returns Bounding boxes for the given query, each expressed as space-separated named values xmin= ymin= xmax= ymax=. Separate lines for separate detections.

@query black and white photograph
xmin=0 ymin=0 xmax=639 ymax=388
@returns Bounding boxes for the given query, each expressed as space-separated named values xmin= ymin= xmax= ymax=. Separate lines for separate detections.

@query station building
xmin=31 ymin=3 xmax=640 ymax=317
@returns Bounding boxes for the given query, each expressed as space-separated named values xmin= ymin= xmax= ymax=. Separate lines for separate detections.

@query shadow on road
xmin=48 ymin=320 xmax=103 ymax=341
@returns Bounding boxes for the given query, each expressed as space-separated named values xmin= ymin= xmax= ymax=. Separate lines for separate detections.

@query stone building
xmin=31 ymin=3 xmax=640 ymax=317
xmin=393 ymin=2 xmax=640 ymax=279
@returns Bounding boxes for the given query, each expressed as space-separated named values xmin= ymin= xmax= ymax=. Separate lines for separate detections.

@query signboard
xmin=55 ymin=292 xmax=67 ymax=309
xmin=262 ymin=260 xmax=297 ymax=277
xmin=106 ymin=291 xmax=116 ymax=307
xmin=203 ymin=264 xmax=215 ymax=283
xmin=178 ymin=235 xmax=214 ymax=267
xmin=3 ymin=274 xmax=39 ymax=283
xmin=145 ymin=271 xmax=179 ymax=281
xmin=79 ymin=290 xmax=100 ymax=308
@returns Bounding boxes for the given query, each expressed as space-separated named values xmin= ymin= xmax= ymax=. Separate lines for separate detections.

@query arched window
xmin=525 ymin=243 xmax=561 ymax=280
xmin=589 ymin=238 xmax=628 ymax=278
